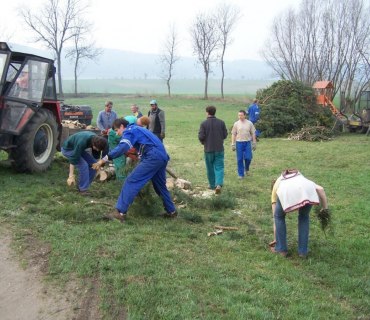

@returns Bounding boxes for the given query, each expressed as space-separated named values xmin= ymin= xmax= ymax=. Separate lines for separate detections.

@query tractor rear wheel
xmin=11 ymin=109 xmax=58 ymax=173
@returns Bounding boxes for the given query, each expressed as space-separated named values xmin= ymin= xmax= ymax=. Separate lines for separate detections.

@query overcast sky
xmin=1 ymin=0 xmax=299 ymax=61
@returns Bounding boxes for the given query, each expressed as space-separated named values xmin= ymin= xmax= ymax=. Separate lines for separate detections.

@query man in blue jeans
xmin=231 ymin=110 xmax=257 ymax=178
xmin=61 ymin=131 xmax=107 ymax=195
xmin=93 ymin=118 xmax=176 ymax=223
xmin=198 ymin=105 xmax=228 ymax=194
xmin=270 ymin=169 xmax=328 ymax=258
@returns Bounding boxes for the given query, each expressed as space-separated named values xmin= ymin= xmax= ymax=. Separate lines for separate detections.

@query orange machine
xmin=312 ymin=81 xmax=344 ymax=118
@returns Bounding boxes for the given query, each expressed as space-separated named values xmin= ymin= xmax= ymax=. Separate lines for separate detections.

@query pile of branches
xmin=288 ymin=126 xmax=334 ymax=141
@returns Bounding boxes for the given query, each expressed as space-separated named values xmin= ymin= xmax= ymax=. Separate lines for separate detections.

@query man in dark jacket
xmin=198 ymin=105 xmax=228 ymax=194
xmin=61 ymin=131 xmax=107 ymax=195
xmin=147 ymin=99 xmax=165 ymax=141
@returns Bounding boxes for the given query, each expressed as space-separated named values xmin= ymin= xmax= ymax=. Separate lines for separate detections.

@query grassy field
xmin=1 ymin=95 xmax=369 ymax=319
xmin=62 ymin=79 xmax=274 ymax=96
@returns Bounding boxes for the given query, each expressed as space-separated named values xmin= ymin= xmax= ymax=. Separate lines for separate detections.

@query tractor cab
xmin=0 ymin=42 xmax=62 ymax=172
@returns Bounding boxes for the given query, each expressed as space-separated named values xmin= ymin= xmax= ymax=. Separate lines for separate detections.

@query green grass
xmin=62 ymin=79 xmax=273 ymax=95
xmin=1 ymin=95 xmax=370 ymax=319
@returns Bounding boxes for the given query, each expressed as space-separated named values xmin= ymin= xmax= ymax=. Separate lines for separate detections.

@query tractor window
xmin=6 ymin=62 xmax=21 ymax=82
xmin=7 ymin=60 xmax=49 ymax=102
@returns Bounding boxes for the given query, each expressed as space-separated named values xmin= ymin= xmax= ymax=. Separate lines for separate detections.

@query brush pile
xmin=288 ymin=126 xmax=333 ymax=141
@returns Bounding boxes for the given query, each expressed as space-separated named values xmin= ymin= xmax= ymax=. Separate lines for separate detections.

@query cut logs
xmin=165 ymin=167 xmax=192 ymax=190
xmin=95 ymin=166 xmax=115 ymax=182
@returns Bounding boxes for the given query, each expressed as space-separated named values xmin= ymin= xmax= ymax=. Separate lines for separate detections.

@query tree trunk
xmin=204 ymin=72 xmax=209 ymax=100
xmin=220 ymin=57 xmax=225 ymax=99
xmin=56 ymin=52 xmax=64 ymax=98
xmin=167 ymin=79 xmax=171 ymax=97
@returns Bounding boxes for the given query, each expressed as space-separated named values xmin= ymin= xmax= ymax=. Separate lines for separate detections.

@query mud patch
xmin=0 ymin=226 xmax=101 ymax=320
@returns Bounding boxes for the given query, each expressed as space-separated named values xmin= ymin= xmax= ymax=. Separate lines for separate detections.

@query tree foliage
xmin=215 ymin=3 xmax=241 ymax=99
xmin=65 ymin=20 xmax=103 ymax=97
xmin=159 ymin=23 xmax=180 ymax=98
xmin=19 ymin=0 xmax=89 ymax=98
xmin=190 ymin=13 xmax=220 ymax=100
xmin=256 ymin=80 xmax=335 ymax=137
xmin=263 ymin=0 xmax=370 ymax=112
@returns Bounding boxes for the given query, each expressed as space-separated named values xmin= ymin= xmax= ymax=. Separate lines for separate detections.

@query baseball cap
xmin=150 ymin=99 xmax=157 ymax=105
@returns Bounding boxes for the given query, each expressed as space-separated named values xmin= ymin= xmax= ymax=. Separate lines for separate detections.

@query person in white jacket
xmin=270 ymin=169 xmax=328 ymax=257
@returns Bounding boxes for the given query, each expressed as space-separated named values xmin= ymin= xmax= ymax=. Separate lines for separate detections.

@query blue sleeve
xmin=108 ymin=138 xmax=132 ymax=159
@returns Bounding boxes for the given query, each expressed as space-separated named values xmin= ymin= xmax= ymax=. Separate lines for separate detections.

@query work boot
xmin=79 ymin=190 xmax=92 ymax=196
xmin=215 ymin=185 xmax=222 ymax=194
xmin=162 ymin=211 xmax=178 ymax=218
xmin=104 ymin=210 xmax=126 ymax=223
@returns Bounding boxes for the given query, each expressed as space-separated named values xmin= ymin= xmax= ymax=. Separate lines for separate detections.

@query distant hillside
xmin=7 ymin=43 xmax=275 ymax=80
xmin=61 ymin=48 xmax=275 ymax=80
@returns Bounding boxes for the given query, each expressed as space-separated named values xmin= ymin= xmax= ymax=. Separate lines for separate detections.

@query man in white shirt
xmin=231 ymin=110 xmax=257 ymax=178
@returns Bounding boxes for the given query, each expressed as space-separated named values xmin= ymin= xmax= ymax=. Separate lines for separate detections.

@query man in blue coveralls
xmin=247 ymin=99 xmax=261 ymax=138
xmin=93 ymin=118 xmax=177 ymax=222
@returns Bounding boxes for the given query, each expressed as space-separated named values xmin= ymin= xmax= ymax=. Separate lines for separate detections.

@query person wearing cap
xmin=97 ymin=101 xmax=118 ymax=134
xmin=147 ymin=99 xmax=166 ymax=142
xmin=131 ymin=104 xmax=143 ymax=118
xmin=93 ymin=118 xmax=177 ymax=223
xmin=246 ymin=99 xmax=261 ymax=138
xmin=270 ymin=169 xmax=328 ymax=258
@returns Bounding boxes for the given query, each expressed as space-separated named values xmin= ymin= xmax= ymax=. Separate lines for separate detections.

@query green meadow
xmin=62 ymin=79 xmax=274 ymax=96
xmin=1 ymin=95 xmax=369 ymax=319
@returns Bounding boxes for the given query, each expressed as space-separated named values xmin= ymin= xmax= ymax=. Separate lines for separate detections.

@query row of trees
xmin=159 ymin=3 xmax=241 ymax=99
xmin=262 ymin=0 xmax=370 ymax=112
xmin=3 ymin=0 xmax=368 ymax=103
xmin=19 ymin=0 xmax=101 ymax=97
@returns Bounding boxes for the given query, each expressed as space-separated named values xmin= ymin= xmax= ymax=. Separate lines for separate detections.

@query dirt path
xmin=0 ymin=228 xmax=100 ymax=320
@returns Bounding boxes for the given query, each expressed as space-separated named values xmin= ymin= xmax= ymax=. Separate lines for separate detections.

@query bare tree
xmin=262 ymin=0 xmax=370 ymax=110
xmin=159 ymin=23 xmax=180 ymax=97
xmin=19 ymin=0 xmax=89 ymax=98
xmin=215 ymin=3 xmax=241 ymax=99
xmin=65 ymin=21 xmax=103 ymax=97
xmin=190 ymin=13 xmax=220 ymax=100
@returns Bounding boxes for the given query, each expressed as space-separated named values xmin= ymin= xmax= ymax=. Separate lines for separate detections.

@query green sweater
xmin=62 ymin=131 xmax=96 ymax=165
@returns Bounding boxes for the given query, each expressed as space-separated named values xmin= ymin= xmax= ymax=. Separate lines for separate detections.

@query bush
xmin=256 ymin=80 xmax=335 ymax=137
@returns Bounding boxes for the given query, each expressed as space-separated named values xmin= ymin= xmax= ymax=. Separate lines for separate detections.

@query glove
xmin=252 ymin=142 xmax=257 ymax=151
xmin=160 ymin=132 xmax=165 ymax=139
xmin=92 ymin=159 xmax=105 ymax=171
xmin=231 ymin=144 xmax=236 ymax=151
xmin=125 ymin=147 xmax=139 ymax=161
xmin=67 ymin=175 xmax=75 ymax=186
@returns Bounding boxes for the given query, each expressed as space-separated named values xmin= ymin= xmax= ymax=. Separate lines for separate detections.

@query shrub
xmin=256 ymin=80 xmax=335 ymax=137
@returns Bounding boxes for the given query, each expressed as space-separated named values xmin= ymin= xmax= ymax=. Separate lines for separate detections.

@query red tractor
xmin=0 ymin=42 xmax=76 ymax=172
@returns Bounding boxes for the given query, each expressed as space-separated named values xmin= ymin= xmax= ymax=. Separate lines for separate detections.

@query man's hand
xmin=231 ymin=144 xmax=236 ymax=151
xmin=252 ymin=142 xmax=257 ymax=151
xmin=92 ymin=159 xmax=105 ymax=171
xmin=67 ymin=175 xmax=75 ymax=186
xmin=160 ymin=132 xmax=165 ymax=139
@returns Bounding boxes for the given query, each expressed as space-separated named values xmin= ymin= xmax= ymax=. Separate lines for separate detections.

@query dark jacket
xmin=62 ymin=131 xmax=96 ymax=165
xmin=148 ymin=108 xmax=165 ymax=135
xmin=198 ymin=116 xmax=228 ymax=152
